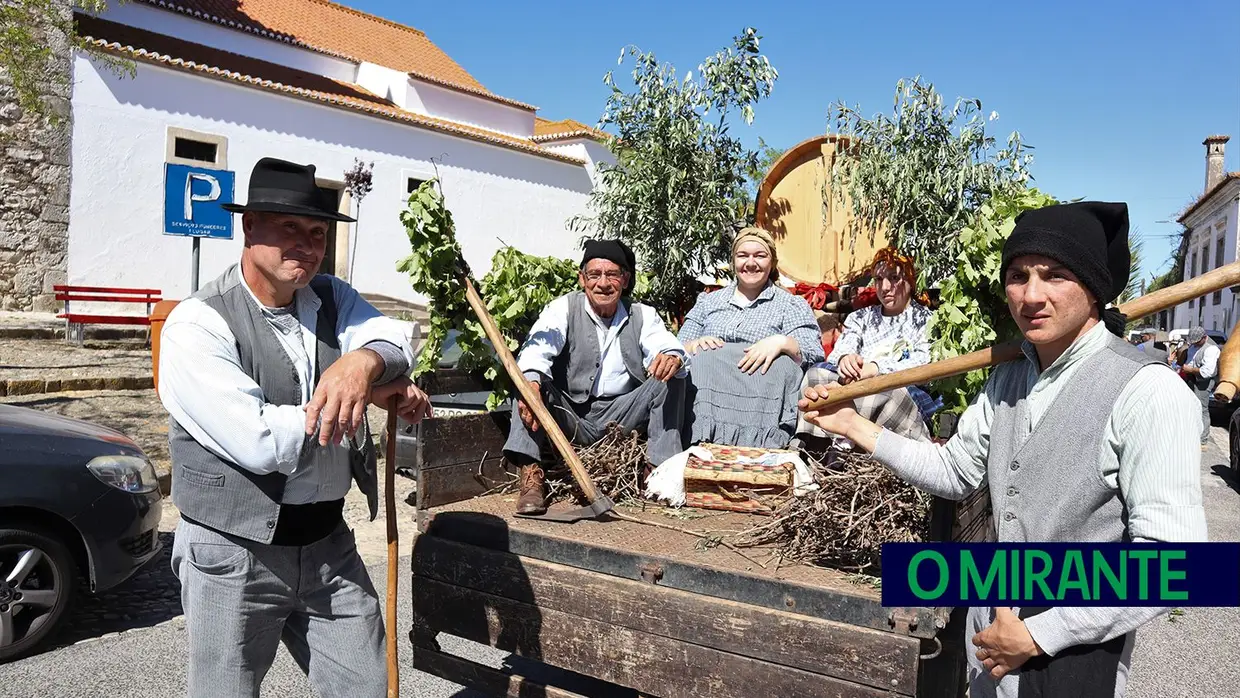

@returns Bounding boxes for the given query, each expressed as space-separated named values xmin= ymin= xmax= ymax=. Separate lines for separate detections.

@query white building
xmin=66 ymin=0 xmax=612 ymax=307
xmin=1172 ymin=135 xmax=1239 ymax=332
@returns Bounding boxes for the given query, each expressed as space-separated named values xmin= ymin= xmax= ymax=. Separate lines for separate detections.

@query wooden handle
xmin=805 ymin=259 xmax=1240 ymax=410
xmin=458 ymin=273 xmax=603 ymax=503
xmin=385 ymin=396 xmax=400 ymax=698
xmin=1214 ymin=319 xmax=1240 ymax=402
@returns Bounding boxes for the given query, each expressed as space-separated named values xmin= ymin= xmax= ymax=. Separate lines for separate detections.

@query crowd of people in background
xmin=1132 ymin=325 xmax=1222 ymax=449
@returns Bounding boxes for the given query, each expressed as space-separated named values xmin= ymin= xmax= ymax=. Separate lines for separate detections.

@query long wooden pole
xmin=1214 ymin=319 xmax=1240 ymax=402
xmin=384 ymin=396 xmax=399 ymax=698
xmin=457 ymin=273 xmax=603 ymax=503
xmin=804 ymin=259 xmax=1240 ymax=410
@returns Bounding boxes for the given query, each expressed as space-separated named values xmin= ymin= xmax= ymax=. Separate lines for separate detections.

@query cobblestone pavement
xmin=0 ymin=337 xmax=152 ymax=383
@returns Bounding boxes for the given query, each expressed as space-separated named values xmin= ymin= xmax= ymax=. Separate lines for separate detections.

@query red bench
xmin=54 ymin=285 xmax=163 ymax=343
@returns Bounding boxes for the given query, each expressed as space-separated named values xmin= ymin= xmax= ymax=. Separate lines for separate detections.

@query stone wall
xmin=0 ymin=0 xmax=73 ymax=312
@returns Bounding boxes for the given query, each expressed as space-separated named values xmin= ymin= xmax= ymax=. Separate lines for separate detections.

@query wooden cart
xmin=406 ymin=370 xmax=988 ymax=698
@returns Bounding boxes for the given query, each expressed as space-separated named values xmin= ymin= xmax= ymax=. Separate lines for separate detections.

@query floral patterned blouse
xmin=825 ymin=302 xmax=932 ymax=374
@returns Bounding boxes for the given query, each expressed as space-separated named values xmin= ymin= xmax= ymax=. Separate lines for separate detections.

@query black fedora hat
xmin=221 ymin=157 xmax=355 ymax=222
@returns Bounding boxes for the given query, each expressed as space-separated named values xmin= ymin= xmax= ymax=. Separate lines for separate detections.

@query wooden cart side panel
xmin=414 ymin=576 xmax=907 ymax=698
xmin=416 ymin=413 xmax=515 ymax=509
xmin=416 ymin=535 xmax=920 ymax=694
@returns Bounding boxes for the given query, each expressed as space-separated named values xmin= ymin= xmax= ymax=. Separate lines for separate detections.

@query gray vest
xmin=168 ymin=265 xmax=378 ymax=544
xmin=549 ymin=292 xmax=646 ymax=404
xmin=1187 ymin=339 xmax=1219 ymax=394
xmin=986 ymin=335 xmax=1164 ymax=542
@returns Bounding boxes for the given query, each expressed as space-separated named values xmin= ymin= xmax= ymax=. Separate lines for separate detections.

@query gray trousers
xmin=504 ymin=376 xmax=686 ymax=465
xmin=171 ymin=517 xmax=386 ymax=698
xmin=1192 ymin=383 xmax=1212 ymax=444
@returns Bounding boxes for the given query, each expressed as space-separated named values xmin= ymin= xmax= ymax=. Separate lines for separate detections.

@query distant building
xmin=0 ymin=0 xmax=611 ymax=311
xmin=1173 ymin=135 xmax=1239 ymax=332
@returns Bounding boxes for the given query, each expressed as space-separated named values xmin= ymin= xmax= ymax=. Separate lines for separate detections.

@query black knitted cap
xmin=1000 ymin=201 xmax=1131 ymax=306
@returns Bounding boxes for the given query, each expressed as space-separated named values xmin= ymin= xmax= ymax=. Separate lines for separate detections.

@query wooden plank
xmin=415 ymin=535 xmax=920 ymax=694
xmin=412 ymin=645 xmax=590 ymax=698
xmin=419 ymin=412 xmax=510 ymax=470
xmin=414 ymin=577 xmax=901 ymax=698
xmin=418 ymin=455 xmax=516 ymax=509
xmin=425 ymin=511 xmax=941 ymax=639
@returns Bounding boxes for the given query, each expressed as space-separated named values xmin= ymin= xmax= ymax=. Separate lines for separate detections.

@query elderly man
xmin=159 ymin=158 xmax=430 ymax=697
xmin=1181 ymin=326 xmax=1221 ymax=448
xmin=1134 ymin=328 xmax=1164 ymax=360
xmin=504 ymin=239 xmax=688 ymax=515
xmin=801 ymin=202 xmax=1207 ymax=698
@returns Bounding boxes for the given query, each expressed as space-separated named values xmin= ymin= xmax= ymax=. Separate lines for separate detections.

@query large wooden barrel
xmin=755 ymin=135 xmax=888 ymax=285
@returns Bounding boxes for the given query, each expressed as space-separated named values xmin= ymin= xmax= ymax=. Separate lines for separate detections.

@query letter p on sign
xmin=184 ymin=172 xmax=221 ymax=221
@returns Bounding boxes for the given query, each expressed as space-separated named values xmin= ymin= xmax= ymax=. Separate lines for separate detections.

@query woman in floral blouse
xmin=677 ymin=227 xmax=823 ymax=448
xmin=794 ymin=247 xmax=937 ymax=445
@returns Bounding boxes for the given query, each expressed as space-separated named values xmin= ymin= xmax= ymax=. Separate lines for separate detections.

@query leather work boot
xmin=517 ymin=464 xmax=547 ymax=515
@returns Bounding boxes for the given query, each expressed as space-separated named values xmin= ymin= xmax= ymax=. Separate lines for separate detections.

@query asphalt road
xmin=1125 ymin=426 xmax=1240 ymax=698
xmin=1 ymin=429 xmax=1237 ymax=698
xmin=0 ymin=555 xmax=498 ymax=698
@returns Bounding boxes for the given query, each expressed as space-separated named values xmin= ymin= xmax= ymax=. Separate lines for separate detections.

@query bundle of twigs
xmin=545 ymin=423 xmax=648 ymax=504
xmin=733 ymin=450 xmax=932 ymax=572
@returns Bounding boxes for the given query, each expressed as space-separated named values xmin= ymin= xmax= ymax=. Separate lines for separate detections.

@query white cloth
xmin=158 ymin=274 xmax=416 ymax=505
xmin=645 ymin=446 xmax=818 ymax=506
xmin=516 ymin=295 xmax=688 ymax=398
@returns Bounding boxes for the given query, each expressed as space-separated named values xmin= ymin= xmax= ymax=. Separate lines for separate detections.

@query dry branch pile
xmin=733 ymin=450 xmax=933 ymax=572
xmin=545 ymin=424 xmax=649 ymax=504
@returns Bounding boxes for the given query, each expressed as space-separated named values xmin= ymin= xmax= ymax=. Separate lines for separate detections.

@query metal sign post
xmin=163 ymin=163 xmax=235 ymax=294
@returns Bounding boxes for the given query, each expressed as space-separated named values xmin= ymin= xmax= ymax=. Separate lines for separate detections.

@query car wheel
xmin=0 ymin=527 xmax=78 ymax=663
xmin=1230 ymin=414 xmax=1240 ymax=474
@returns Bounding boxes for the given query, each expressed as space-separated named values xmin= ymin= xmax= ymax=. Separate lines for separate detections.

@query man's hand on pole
xmin=517 ymin=379 xmax=543 ymax=432
xmin=371 ymin=376 xmax=432 ymax=424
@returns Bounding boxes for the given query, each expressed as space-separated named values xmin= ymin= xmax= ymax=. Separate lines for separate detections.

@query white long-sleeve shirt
xmin=1188 ymin=341 xmax=1220 ymax=379
xmin=158 ymin=273 xmax=416 ymax=504
xmin=517 ymin=295 xmax=687 ymax=397
xmin=872 ymin=321 xmax=1208 ymax=656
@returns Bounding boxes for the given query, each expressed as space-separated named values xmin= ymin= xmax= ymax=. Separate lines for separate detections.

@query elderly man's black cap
xmin=581 ymin=239 xmax=636 ymax=291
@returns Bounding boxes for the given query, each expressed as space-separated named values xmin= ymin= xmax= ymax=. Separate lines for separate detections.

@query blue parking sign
xmin=163 ymin=163 xmax=235 ymax=238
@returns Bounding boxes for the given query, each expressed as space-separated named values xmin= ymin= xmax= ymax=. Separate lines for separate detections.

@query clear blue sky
xmin=356 ymin=0 xmax=1239 ymax=282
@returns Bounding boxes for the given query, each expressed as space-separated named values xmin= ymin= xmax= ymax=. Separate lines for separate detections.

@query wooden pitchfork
xmin=384 ymin=396 xmax=400 ymax=698
xmin=800 ymin=260 xmax=1240 ymax=411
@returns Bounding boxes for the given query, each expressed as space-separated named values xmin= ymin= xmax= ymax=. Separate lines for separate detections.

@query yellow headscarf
xmin=869 ymin=246 xmax=931 ymax=307
xmin=731 ymin=227 xmax=780 ymax=284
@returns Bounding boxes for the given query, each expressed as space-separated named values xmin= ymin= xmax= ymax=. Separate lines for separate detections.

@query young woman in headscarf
xmin=676 ymin=227 xmax=824 ymax=448
xmin=792 ymin=246 xmax=937 ymax=445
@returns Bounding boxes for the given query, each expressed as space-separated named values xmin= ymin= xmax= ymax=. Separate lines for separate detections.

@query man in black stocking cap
xmin=503 ymin=238 xmax=688 ymax=514
xmin=800 ymin=202 xmax=1207 ymax=698
xmin=159 ymin=157 xmax=431 ymax=697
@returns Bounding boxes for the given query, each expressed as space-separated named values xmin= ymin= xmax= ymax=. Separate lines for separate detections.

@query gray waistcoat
xmin=986 ymin=336 xmax=1163 ymax=542
xmin=168 ymin=265 xmax=378 ymax=544
xmin=550 ymin=291 xmax=646 ymax=404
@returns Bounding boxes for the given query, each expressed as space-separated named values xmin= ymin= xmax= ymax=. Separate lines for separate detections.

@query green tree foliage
xmin=400 ymin=180 xmax=627 ymax=409
xmin=570 ymin=28 xmax=778 ymax=316
xmin=1 ymin=1 xmax=131 ymax=122
xmin=928 ymin=188 xmax=1059 ymax=409
xmin=827 ymin=76 xmax=1034 ymax=285
xmin=735 ymin=136 xmax=785 ymax=224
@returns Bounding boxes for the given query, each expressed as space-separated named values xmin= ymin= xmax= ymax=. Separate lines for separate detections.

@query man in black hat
xmin=799 ymin=202 xmax=1207 ymax=698
xmin=158 ymin=157 xmax=431 ymax=697
xmin=503 ymin=238 xmax=688 ymax=514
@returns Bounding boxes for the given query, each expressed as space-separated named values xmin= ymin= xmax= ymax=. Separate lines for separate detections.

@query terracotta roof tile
xmin=532 ymin=117 xmax=609 ymax=143
xmin=76 ymin=15 xmax=584 ymax=165
xmin=1178 ymin=172 xmax=1240 ymax=224
xmin=136 ymin=0 xmax=488 ymax=94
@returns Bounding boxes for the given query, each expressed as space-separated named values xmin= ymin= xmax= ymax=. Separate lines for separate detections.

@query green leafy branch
xmin=397 ymin=179 xmax=588 ymax=409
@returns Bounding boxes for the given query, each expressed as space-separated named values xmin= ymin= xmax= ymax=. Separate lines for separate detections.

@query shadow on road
xmin=1210 ymin=464 xmax=1240 ymax=497
xmin=46 ymin=532 xmax=182 ymax=652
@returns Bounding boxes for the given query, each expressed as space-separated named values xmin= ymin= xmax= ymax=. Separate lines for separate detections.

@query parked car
xmin=0 ymin=405 xmax=163 ymax=662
